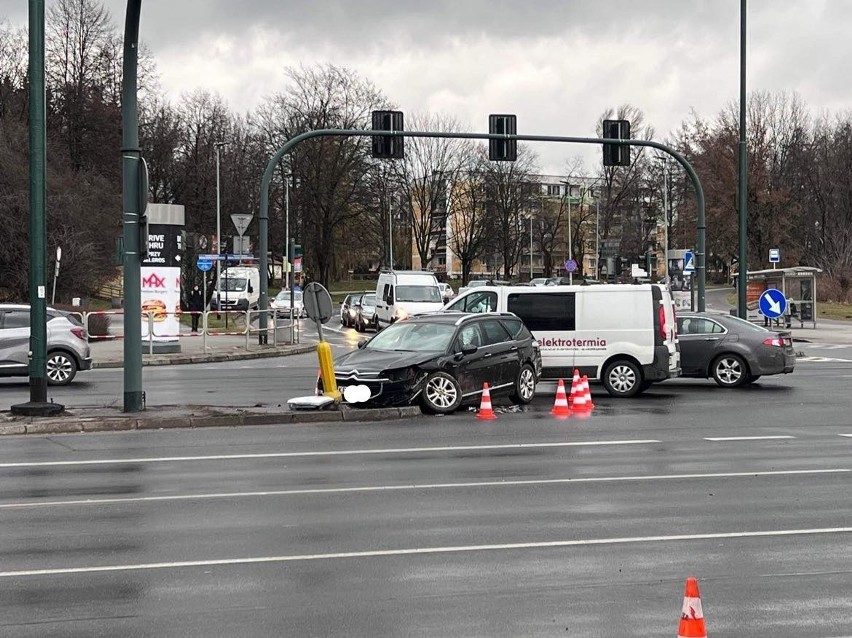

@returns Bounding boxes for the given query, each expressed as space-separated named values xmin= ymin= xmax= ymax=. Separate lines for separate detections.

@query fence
xmin=76 ymin=308 xmax=301 ymax=353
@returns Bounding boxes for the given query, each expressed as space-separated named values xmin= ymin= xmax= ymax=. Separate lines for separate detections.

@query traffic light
xmin=371 ymin=110 xmax=405 ymax=159
xmin=602 ymin=119 xmax=631 ymax=167
xmin=489 ymin=114 xmax=517 ymax=162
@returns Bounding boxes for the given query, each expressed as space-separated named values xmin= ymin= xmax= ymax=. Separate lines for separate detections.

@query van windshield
xmin=220 ymin=277 xmax=247 ymax=292
xmin=396 ymin=285 xmax=441 ymax=303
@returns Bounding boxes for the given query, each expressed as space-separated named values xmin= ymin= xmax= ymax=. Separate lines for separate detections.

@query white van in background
xmin=443 ymin=283 xmax=680 ymax=397
xmin=375 ymin=270 xmax=444 ymax=328
xmin=214 ymin=266 xmax=260 ymax=311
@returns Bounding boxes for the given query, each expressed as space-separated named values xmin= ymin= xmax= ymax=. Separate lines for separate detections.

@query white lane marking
xmin=797 ymin=356 xmax=852 ymax=363
xmin=4 ymin=527 xmax=852 ymax=578
xmin=840 ymin=434 xmax=852 ymax=438
xmin=0 ymin=440 xmax=660 ymax=469
xmin=705 ymin=436 xmax=795 ymax=441
xmin=2 ymin=469 xmax=846 ymax=510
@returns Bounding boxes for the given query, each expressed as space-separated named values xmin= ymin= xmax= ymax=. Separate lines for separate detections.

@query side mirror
xmin=461 ymin=344 xmax=478 ymax=355
xmin=357 ymin=338 xmax=369 ymax=349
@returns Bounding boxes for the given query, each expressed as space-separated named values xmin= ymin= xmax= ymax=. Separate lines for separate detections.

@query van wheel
xmin=509 ymin=364 xmax=536 ymax=404
xmin=421 ymin=372 xmax=463 ymax=415
xmin=602 ymin=360 xmax=642 ymax=398
xmin=46 ymin=351 xmax=77 ymax=385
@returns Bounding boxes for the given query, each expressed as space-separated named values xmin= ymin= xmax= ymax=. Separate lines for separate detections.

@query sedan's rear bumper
xmin=80 ymin=356 xmax=93 ymax=371
xmin=751 ymin=348 xmax=796 ymax=375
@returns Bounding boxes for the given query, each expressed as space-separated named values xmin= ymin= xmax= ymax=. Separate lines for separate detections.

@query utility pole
xmin=529 ymin=215 xmax=534 ymax=279
xmin=12 ymin=0 xmax=61 ymax=416
xmin=215 ymin=141 xmax=227 ymax=313
xmin=656 ymin=156 xmax=670 ymax=282
xmin=120 ymin=0 xmax=144 ymax=412
xmin=567 ymin=194 xmax=573 ymax=285
xmin=737 ymin=0 xmax=749 ymax=318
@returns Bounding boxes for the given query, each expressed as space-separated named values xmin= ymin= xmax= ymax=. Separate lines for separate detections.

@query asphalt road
xmin=2 ymin=354 xmax=852 ymax=635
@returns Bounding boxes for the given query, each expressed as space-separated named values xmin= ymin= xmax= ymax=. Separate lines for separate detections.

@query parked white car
xmin=270 ymin=290 xmax=305 ymax=317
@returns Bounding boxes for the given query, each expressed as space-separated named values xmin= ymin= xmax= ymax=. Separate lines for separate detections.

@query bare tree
xmin=448 ymin=149 xmax=490 ymax=283
xmin=392 ymin=113 xmax=475 ymax=272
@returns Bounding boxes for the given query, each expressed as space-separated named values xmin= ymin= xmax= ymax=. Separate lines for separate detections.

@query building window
xmin=547 ymin=184 xmax=561 ymax=196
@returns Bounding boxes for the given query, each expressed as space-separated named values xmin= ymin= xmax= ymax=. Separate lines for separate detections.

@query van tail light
xmin=763 ymin=337 xmax=785 ymax=347
xmin=659 ymin=306 xmax=667 ymax=341
xmin=70 ymin=327 xmax=86 ymax=341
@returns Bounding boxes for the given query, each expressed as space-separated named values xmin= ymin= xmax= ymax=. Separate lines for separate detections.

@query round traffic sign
xmin=303 ymin=282 xmax=334 ymax=324
xmin=758 ymin=288 xmax=787 ymax=319
xmin=564 ymin=259 xmax=578 ymax=273
xmin=196 ymin=258 xmax=213 ymax=272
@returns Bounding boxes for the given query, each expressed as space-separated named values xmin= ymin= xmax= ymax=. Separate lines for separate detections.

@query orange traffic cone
xmin=477 ymin=383 xmax=497 ymax=420
xmin=568 ymin=369 xmax=581 ymax=406
xmin=571 ymin=383 xmax=589 ymax=412
xmin=580 ymin=375 xmax=595 ymax=409
xmin=550 ymin=379 xmax=571 ymax=417
xmin=678 ymin=577 xmax=707 ymax=638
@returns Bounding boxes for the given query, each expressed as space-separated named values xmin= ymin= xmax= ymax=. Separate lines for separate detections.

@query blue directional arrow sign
xmin=759 ymin=288 xmax=787 ymax=319
xmin=196 ymin=258 xmax=213 ymax=272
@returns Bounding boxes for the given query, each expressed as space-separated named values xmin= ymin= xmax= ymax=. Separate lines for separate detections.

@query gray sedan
xmin=676 ymin=312 xmax=795 ymax=387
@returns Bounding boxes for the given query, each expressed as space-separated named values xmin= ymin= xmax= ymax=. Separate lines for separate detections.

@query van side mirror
xmin=357 ymin=338 xmax=369 ymax=349
xmin=248 ymin=283 xmax=254 ymax=293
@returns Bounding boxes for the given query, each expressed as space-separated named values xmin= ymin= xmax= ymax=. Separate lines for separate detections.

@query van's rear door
xmin=654 ymin=285 xmax=680 ymax=377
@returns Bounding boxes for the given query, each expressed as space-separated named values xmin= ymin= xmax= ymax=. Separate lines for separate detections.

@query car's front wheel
xmin=712 ymin=354 xmax=748 ymax=387
xmin=421 ymin=371 xmax=463 ymax=414
xmin=509 ymin=364 xmax=536 ymax=404
xmin=602 ymin=359 xmax=642 ymax=397
xmin=46 ymin=351 xmax=77 ymax=385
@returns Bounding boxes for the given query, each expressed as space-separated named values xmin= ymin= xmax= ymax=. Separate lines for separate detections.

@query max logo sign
xmin=142 ymin=273 xmax=166 ymax=288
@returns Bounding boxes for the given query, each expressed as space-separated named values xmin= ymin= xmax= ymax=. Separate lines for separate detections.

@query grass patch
xmin=817 ymin=301 xmax=852 ymax=322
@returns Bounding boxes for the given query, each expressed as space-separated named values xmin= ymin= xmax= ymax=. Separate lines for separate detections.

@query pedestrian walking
xmin=188 ymin=284 xmax=204 ymax=332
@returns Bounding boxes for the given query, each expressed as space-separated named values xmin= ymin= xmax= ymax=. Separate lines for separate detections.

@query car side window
xmin=3 ymin=310 xmax=30 ymax=329
xmin=480 ymin=319 xmax=512 ymax=346
xmin=387 ymin=285 xmax=394 ymax=304
xmin=456 ymin=324 xmax=482 ymax=349
xmin=500 ymin=317 xmax=528 ymax=339
xmin=452 ymin=291 xmax=496 ymax=313
xmin=507 ymin=292 xmax=575 ymax=331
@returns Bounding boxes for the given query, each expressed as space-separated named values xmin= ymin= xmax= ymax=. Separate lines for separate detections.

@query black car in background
xmin=676 ymin=312 xmax=796 ymax=387
xmin=354 ymin=293 xmax=378 ymax=332
xmin=324 ymin=312 xmax=542 ymax=413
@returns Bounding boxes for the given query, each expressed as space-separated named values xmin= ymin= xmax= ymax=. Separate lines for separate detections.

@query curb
xmin=92 ymin=345 xmax=316 ymax=368
xmin=0 ymin=405 xmax=423 ymax=436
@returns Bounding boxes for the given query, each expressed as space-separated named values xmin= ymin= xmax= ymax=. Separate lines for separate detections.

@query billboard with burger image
xmin=140 ymin=205 xmax=184 ymax=343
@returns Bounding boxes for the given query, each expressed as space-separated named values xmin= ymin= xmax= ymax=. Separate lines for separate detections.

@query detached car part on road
xmin=676 ymin=312 xmax=795 ymax=387
xmin=0 ymin=304 xmax=92 ymax=385
xmin=319 ymin=312 xmax=542 ymax=414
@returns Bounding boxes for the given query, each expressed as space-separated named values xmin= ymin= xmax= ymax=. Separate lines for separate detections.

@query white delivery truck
xmin=443 ymin=283 xmax=680 ymax=397
xmin=375 ymin=270 xmax=444 ymax=328
xmin=214 ymin=266 xmax=260 ymax=312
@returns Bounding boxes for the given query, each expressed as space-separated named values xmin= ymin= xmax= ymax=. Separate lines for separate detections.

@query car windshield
xmin=275 ymin=291 xmax=302 ymax=302
xmin=220 ymin=277 xmax=246 ymax=292
xmin=360 ymin=294 xmax=376 ymax=307
xmin=366 ymin=321 xmax=455 ymax=352
xmin=395 ymin=285 xmax=441 ymax=303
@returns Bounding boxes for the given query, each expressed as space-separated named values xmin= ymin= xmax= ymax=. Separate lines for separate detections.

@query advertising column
xmin=141 ymin=203 xmax=185 ymax=353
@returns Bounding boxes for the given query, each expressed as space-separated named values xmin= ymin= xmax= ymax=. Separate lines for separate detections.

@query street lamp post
xmin=567 ymin=190 xmax=573 ymax=285
xmin=215 ymin=141 xmax=227 ymax=312
xmin=655 ymin=156 xmax=670 ymax=282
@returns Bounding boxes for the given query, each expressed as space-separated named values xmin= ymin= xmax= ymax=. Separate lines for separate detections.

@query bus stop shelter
xmin=741 ymin=266 xmax=821 ymax=328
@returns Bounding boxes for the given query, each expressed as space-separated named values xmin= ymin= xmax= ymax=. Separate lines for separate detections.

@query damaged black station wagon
xmin=321 ymin=312 xmax=542 ymax=414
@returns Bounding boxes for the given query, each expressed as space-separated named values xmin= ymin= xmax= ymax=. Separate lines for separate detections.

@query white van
xmin=444 ymin=284 xmax=680 ymax=397
xmin=375 ymin=270 xmax=444 ymax=328
xmin=214 ymin=266 xmax=260 ymax=311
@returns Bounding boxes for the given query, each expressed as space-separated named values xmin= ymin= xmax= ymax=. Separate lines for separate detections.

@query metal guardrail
xmin=79 ymin=308 xmax=301 ymax=353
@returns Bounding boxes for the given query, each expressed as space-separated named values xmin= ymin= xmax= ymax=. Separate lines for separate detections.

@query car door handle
xmin=510 ymin=346 xmax=519 ymax=351
xmin=483 ymin=352 xmax=492 ymax=358
xmin=703 ymin=337 xmax=720 ymax=341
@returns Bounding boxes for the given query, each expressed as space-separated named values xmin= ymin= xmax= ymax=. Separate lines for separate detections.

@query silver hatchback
xmin=0 ymin=304 xmax=92 ymax=385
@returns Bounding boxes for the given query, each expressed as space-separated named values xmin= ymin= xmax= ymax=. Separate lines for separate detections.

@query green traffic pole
xmin=12 ymin=0 xmax=62 ymax=415
xmin=121 ymin=0 xmax=144 ymax=412
xmin=737 ymin=0 xmax=748 ymax=318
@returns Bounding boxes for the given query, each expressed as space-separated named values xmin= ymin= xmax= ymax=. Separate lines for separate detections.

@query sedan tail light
xmin=70 ymin=327 xmax=86 ymax=341
xmin=763 ymin=336 xmax=785 ymax=347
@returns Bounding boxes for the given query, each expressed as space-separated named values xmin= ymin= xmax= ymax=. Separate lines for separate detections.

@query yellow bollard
xmin=317 ymin=341 xmax=341 ymax=402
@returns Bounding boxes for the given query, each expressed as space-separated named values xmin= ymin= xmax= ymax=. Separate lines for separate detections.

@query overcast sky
xmin=2 ymin=1 xmax=850 ymax=173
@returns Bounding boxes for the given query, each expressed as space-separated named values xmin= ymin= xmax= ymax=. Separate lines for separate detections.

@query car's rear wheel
xmin=509 ymin=364 xmax=536 ymax=404
xmin=711 ymin=353 xmax=748 ymax=388
xmin=46 ymin=351 xmax=77 ymax=385
xmin=421 ymin=371 xmax=462 ymax=414
xmin=602 ymin=359 xmax=642 ymax=397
